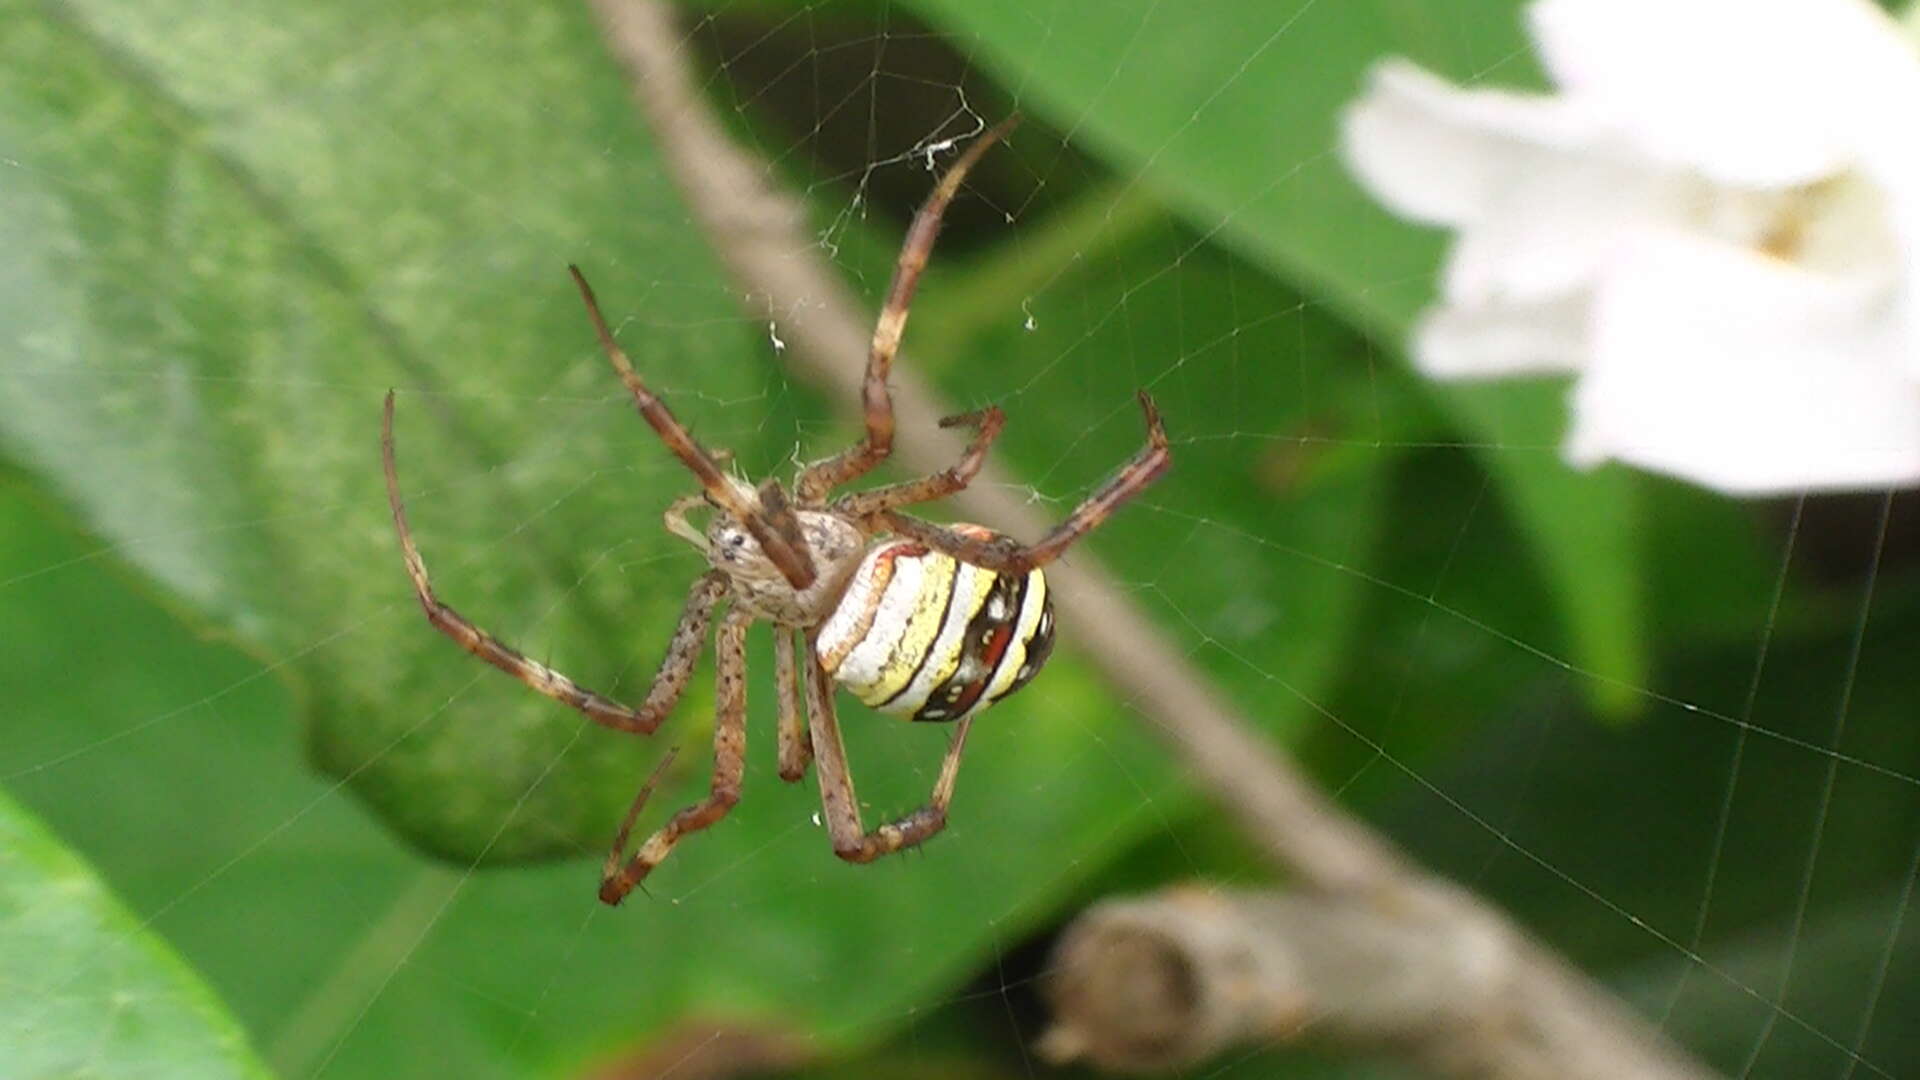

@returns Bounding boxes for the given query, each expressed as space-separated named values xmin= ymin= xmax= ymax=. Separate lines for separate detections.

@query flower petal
xmin=1343 ymin=60 xmax=1683 ymax=310
xmin=1340 ymin=59 xmax=1595 ymax=226
xmin=1570 ymin=231 xmax=1920 ymax=493
xmin=1439 ymin=160 xmax=1679 ymax=307
xmin=1529 ymin=0 xmax=1920 ymax=188
xmin=1870 ymin=174 xmax=1920 ymax=382
xmin=1414 ymin=295 xmax=1587 ymax=378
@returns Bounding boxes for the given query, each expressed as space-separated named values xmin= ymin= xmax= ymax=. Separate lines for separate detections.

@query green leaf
xmin=1445 ymin=382 xmax=1642 ymax=717
xmin=1370 ymin=601 xmax=1920 ymax=1075
xmin=3 ymin=0 xmax=749 ymax=861
xmin=907 ymin=0 xmax=1648 ymax=714
xmin=0 ymin=785 xmax=272 ymax=1080
xmin=1631 ymin=885 xmax=1920 ymax=1077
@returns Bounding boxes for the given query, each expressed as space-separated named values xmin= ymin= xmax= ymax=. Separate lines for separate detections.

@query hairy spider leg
xmin=795 ymin=114 xmax=1024 ymax=504
xmin=381 ymin=390 xmax=724 ymax=732
xmin=600 ymin=605 xmax=754 ymax=904
xmin=803 ymin=630 xmax=977 ymax=861
xmin=877 ymin=391 xmax=1170 ymax=575
xmin=569 ymin=264 xmax=818 ymax=590
xmin=774 ymin=627 xmax=814 ymax=782
xmin=829 ymin=405 xmax=1006 ymax=518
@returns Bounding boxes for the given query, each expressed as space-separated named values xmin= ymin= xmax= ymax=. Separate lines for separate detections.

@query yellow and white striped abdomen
xmin=814 ymin=530 xmax=1055 ymax=722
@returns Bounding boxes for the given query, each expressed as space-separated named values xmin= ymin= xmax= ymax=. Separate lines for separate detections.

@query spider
xmin=380 ymin=119 xmax=1169 ymax=905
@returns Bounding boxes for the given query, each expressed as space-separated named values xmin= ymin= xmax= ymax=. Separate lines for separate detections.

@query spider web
xmin=2 ymin=2 xmax=1918 ymax=1079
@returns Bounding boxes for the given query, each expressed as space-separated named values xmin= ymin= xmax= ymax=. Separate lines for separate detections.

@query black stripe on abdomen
xmin=912 ymin=568 xmax=1032 ymax=723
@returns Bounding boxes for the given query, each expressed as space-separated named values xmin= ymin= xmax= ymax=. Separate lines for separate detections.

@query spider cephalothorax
xmin=688 ymin=487 xmax=865 ymax=625
xmin=381 ymin=118 xmax=1168 ymax=905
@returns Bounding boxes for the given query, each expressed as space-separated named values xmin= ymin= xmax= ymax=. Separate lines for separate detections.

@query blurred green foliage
xmin=2 ymin=1 xmax=1917 ymax=1078
xmin=0 ymin=784 xmax=273 ymax=1079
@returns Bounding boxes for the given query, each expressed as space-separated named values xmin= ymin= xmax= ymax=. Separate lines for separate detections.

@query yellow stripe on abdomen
xmin=874 ymin=561 xmax=992 ymax=715
xmin=857 ymin=552 xmax=957 ymax=706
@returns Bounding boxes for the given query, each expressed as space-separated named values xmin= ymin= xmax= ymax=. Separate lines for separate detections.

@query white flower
xmin=1341 ymin=0 xmax=1920 ymax=494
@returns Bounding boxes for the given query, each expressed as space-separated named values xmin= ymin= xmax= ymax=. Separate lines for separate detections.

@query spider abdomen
xmin=815 ymin=529 xmax=1055 ymax=723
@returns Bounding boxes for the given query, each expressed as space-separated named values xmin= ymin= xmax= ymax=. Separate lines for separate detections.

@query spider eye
xmin=711 ymin=530 xmax=749 ymax=561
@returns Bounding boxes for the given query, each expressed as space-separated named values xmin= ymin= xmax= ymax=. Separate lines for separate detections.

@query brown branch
xmin=1040 ymin=886 xmax=1717 ymax=1079
xmin=581 ymin=3 xmax=1718 ymax=1078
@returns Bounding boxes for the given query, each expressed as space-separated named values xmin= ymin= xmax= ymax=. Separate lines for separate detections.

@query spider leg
xmin=794 ymin=115 xmax=1022 ymax=505
xmin=755 ymin=478 xmax=812 ymax=569
xmin=569 ymin=264 xmax=818 ymax=590
xmin=774 ymin=628 xmax=814 ymax=782
xmin=829 ymin=405 xmax=1005 ymax=518
xmin=663 ymin=493 xmax=709 ymax=550
xmin=802 ymin=635 xmax=976 ymax=861
xmin=874 ymin=391 xmax=1169 ymax=574
xmin=383 ymin=392 xmax=722 ymax=732
xmin=600 ymin=744 xmax=679 ymax=894
xmin=599 ymin=605 xmax=753 ymax=904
